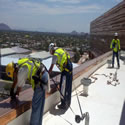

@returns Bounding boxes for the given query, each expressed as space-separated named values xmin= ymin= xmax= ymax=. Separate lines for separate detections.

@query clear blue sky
xmin=0 ymin=0 xmax=123 ymax=33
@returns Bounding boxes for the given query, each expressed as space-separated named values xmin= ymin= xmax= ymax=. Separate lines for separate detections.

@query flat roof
xmin=0 ymin=51 xmax=114 ymax=125
xmin=29 ymin=51 xmax=51 ymax=60
xmin=1 ymin=48 xmax=16 ymax=56
xmin=1 ymin=57 xmax=18 ymax=65
xmin=43 ymin=60 xmax=125 ymax=125
xmin=1 ymin=56 xmax=79 ymax=72
xmin=11 ymin=46 xmax=31 ymax=54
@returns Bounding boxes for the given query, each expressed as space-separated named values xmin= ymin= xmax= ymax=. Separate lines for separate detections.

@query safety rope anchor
xmin=75 ymin=112 xmax=89 ymax=125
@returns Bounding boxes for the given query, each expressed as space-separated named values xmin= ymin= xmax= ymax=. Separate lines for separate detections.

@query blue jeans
xmin=112 ymin=51 xmax=120 ymax=67
xmin=60 ymin=60 xmax=73 ymax=106
xmin=30 ymin=87 xmax=45 ymax=125
xmin=30 ymin=71 xmax=48 ymax=125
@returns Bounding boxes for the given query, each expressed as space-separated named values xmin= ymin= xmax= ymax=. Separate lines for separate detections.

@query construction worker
xmin=6 ymin=58 xmax=50 ymax=125
xmin=110 ymin=32 xmax=121 ymax=68
xmin=48 ymin=43 xmax=73 ymax=109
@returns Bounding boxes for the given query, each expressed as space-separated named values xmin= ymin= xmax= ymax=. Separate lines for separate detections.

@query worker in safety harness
xmin=6 ymin=58 xmax=50 ymax=125
xmin=48 ymin=43 xmax=73 ymax=110
xmin=110 ymin=32 xmax=121 ymax=69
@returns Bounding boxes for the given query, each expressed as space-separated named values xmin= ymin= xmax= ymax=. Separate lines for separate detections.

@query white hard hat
xmin=114 ymin=32 xmax=118 ymax=36
xmin=49 ymin=43 xmax=55 ymax=51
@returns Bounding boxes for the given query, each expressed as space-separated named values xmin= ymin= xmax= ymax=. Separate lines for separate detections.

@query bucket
xmin=107 ymin=60 xmax=112 ymax=68
xmin=83 ymin=86 xmax=88 ymax=96
xmin=81 ymin=78 xmax=91 ymax=96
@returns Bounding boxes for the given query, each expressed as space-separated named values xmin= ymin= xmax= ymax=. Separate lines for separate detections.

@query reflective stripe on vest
xmin=54 ymin=51 xmax=64 ymax=65
xmin=18 ymin=58 xmax=40 ymax=89
xmin=54 ymin=48 xmax=69 ymax=71
xmin=110 ymin=39 xmax=120 ymax=52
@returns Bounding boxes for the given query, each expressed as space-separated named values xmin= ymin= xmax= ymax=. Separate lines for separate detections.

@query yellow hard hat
xmin=6 ymin=62 xmax=15 ymax=79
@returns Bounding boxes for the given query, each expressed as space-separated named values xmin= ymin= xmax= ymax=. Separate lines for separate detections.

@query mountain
xmin=0 ymin=23 xmax=11 ymax=30
xmin=24 ymin=27 xmax=58 ymax=33
xmin=0 ymin=23 xmax=57 ymax=32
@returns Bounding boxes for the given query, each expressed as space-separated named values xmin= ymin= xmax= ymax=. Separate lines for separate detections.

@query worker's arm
xmin=12 ymin=69 xmax=18 ymax=89
xmin=110 ymin=39 xmax=114 ymax=49
xmin=48 ymin=64 xmax=54 ymax=74
xmin=15 ymin=66 xmax=28 ymax=95
xmin=48 ymin=55 xmax=57 ymax=74
xmin=10 ymin=69 xmax=18 ymax=99
xmin=118 ymin=39 xmax=121 ymax=50
xmin=11 ymin=66 xmax=28 ymax=97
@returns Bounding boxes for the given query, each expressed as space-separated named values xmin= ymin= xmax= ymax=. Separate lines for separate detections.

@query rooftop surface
xmin=1 ymin=56 xmax=79 ymax=72
xmin=11 ymin=46 xmax=31 ymax=54
xmin=0 ymin=51 xmax=124 ymax=125
xmin=43 ymin=60 xmax=125 ymax=125
xmin=1 ymin=48 xmax=16 ymax=56
xmin=29 ymin=51 xmax=51 ymax=60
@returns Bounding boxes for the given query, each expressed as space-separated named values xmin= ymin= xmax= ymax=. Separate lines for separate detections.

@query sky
xmin=0 ymin=0 xmax=123 ymax=33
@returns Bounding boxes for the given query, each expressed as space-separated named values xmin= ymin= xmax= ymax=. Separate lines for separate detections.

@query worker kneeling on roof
xmin=48 ymin=43 xmax=73 ymax=110
xmin=6 ymin=58 xmax=50 ymax=125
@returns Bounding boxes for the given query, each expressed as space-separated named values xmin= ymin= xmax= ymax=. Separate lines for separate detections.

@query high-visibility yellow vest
xmin=18 ymin=58 xmax=40 ymax=89
xmin=110 ymin=39 xmax=120 ymax=52
xmin=54 ymin=48 xmax=70 ymax=71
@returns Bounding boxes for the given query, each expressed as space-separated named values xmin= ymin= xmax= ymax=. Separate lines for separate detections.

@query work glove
xmin=10 ymin=88 xmax=16 ymax=100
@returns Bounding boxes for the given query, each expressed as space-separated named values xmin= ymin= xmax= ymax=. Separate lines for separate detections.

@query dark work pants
xmin=112 ymin=51 xmax=120 ymax=67
xmin=60 ymin=60 xmax=73 ymax=107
